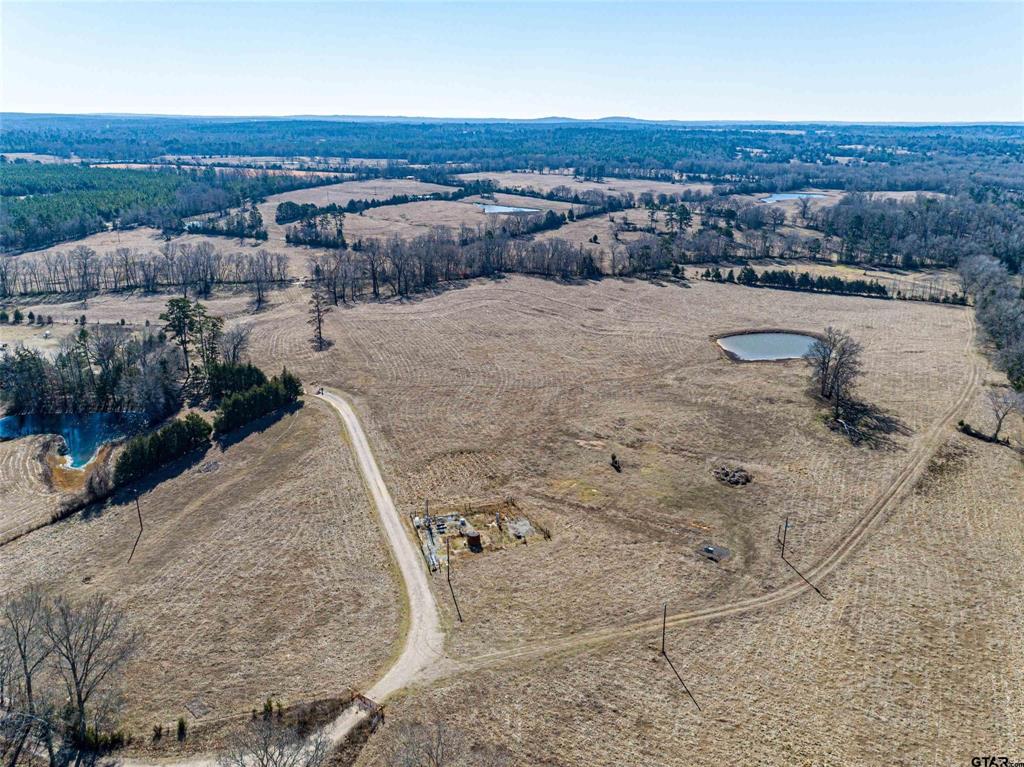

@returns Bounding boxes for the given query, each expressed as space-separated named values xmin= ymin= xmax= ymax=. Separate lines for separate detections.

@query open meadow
xmin=199 ymin=277 xmax=976 ymax=659
xmin=358 ymin=386 xmax=1023 ymax=765
xmin=0 ymin=399 xmax=403 ymax=732
xmin=3 ymin=108 xmax=1023 ymax=767
xmin=456 ymin=171 xmax=714 ymax=198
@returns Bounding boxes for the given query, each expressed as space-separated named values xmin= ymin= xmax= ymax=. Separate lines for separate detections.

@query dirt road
xmin=123 ymin=390 xmax=444 ymax=766
xmin=126 ymin=313 xmax=980 ymax=762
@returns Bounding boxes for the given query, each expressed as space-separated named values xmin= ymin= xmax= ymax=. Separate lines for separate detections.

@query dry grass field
xmin=0 ymin=400 xmax=402 ymax=731
xmin=3 ymin=263 xmax=1017 ymax=763
xmin=357 ymin=398 xmax=1022 ymax=765
xmin=0 ymin=152 xmax=82 ymax=164
xmin=205 ymin=278 xmax=977 ymax=664
xmin=256 ymin=179 xmax=461 ymax=242
xmin=0 ymin=435 xmax=61 ymax=544
xmin=341 ymin=195 xmax=573 ymax=243
xmin=456 ymin=171 xmax=714 ymax=197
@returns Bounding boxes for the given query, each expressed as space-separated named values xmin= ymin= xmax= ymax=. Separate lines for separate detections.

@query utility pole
xmin=777 ymin=517 xmax=827 ymax=602
xmin=661 ymin=602 xmax=667 ymax=656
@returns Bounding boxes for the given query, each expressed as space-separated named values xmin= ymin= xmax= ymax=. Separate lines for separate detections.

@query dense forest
xmin=3 ymin=115 xmax=1022 ymax=193
xmin=0 ymin=162 xmax=333 ymax=252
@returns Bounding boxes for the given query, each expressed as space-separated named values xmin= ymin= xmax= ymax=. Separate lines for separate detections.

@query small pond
xmin=717 ymin=332 xmax=816 ymax=361
xmin=476 ymin=203 xmax=540 ymax=214
xmin=0 ymin=412 xmax=147 ymax=468
xmin=761 ymin=192 xmax=827 ymax=203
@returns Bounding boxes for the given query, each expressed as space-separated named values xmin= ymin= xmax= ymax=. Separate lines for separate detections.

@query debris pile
xmin=713 ymin=465 xmax=752 ymax=486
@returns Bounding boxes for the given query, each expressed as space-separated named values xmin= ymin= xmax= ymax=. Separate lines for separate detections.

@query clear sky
xmin=2 ymin=1 xmax=1022 ymax=122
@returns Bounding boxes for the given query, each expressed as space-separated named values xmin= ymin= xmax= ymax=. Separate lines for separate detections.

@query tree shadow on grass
xmin=76 ymin=448 xmax=210 ymax=524
xmin=829 ymin=398 xmax=911 ymax=451
xmin=310 ymin=338 xmax=335 ymax=352
xmin=214 ymin=401 xmax=304 ymax=451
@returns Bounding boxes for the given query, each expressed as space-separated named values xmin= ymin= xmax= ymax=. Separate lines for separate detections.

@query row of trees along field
xmin=0 ymin=242 xmax=289 ymax=300
xmin=961 ymin=254 xmax=1024 ymax=390
xmin=112 ymin=367 xmax=299 ymax=485
xmin=0 ymin=162 xmax=334 ymax=252
xmin=702 ymin=265 xmax=892 ymax=298
xmin=307 ymin=228 xmax=603 ymax=303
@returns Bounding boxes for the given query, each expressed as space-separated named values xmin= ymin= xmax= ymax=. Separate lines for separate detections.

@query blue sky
xmin=2 ymin=1 xmax=1022 ymax=122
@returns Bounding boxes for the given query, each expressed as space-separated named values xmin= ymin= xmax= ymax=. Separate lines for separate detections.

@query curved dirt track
xmin=460 ymin=314 xmax=983 ymax=670
xmin=317 ymin=390 xmax=445 ymax=701
xmin=127 ymin=312 xmax=980 ymax=763
xmin=288 ymin=391 xmax=445 ymax=746
xmin=123 ymin=390 xmax=443 ymax=767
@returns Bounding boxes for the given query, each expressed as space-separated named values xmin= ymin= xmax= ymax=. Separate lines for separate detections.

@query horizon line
xmin=3 ymin=111 xmax=1022 ymax=128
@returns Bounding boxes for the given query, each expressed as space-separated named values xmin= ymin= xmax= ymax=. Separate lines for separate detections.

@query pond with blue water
xmin=761 ymin=192 xmax=828 ymax=203
xmin=717 ymin=332 xmax=817 ymax=361
xmin=0 ymin=412 xmax=147 ymax=468
xmin=476 ymin=203 xmax=540 ymax=214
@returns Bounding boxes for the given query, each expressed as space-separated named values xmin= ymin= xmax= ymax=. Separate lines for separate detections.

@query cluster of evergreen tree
xmin=206 ymin=361 xmax=268 ymax=400
xmin=113 ymin=412 xmax=212 ymax=485
xmin=0 ymin=162 xmax=331 ymax=252
xmin=285 ymin=215 xmax=346 ymax=248
xmin=701 ymin=265 xmax=889 ymax=297
xmin=212 ymin=369 xmax=302 ymax=435
xmin=0 ymin=327 xmax=180 ymax=419
xmin=276 ymin=201 xmax=343 ymax=224
xmin=185 ymin=207 xmax=268 ymax=240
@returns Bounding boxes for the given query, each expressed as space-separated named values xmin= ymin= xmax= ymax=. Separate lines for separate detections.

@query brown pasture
xmin=0 ymin=400 xmax=403 ymax=731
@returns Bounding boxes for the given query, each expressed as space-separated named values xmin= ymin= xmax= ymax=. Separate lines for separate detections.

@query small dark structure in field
xmin=713 ymin=465 xmax=752 ymax=486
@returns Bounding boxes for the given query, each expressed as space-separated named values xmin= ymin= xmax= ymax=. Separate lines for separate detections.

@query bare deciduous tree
xmin=383 ymin=719 xmax=466 ymax=767
xmin=217 ymin=721 xmax=329 ymax=767
xmin=2 ymin=586 xmax=55 ymax=766
xmin=805 ymin=327 xmax=863 ymax=418
xmin=986 ymin=388 xmax=1023 ymax=442
xmin=45 ymin=594 xmax=139 ymax=749
xmin=218 ymin=324 xmax=253 ymax=365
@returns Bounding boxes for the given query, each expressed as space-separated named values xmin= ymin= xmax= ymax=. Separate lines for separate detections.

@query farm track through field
xmin=458 ymin=314 xmax=982 ymax=671
xmin=126 ymin=311 xmax=979 ymax=763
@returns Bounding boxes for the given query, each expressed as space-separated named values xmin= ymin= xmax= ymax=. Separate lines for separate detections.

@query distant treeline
xmin=3 ymin=115 xmax=1022 ymax=194
xmin=0 ymin=162 xmax=331 ymax=252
